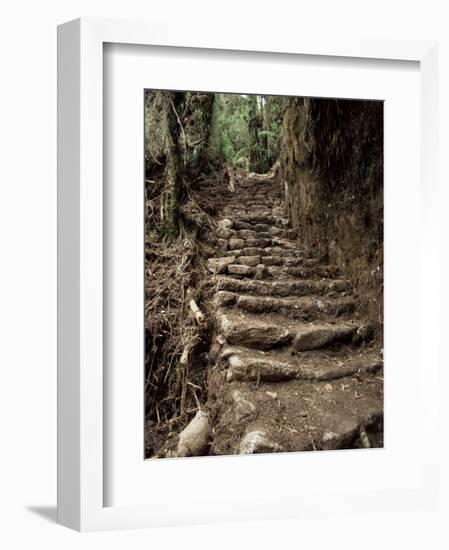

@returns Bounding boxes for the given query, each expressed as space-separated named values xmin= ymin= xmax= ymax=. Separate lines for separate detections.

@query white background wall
xmin=0 ymin=1 xmax=448 ymax=548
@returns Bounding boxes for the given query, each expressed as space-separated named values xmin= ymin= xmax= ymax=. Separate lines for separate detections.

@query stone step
xmin=227 ymin=237 xmax=273 ymax=250
xmin=230 ymin=294 xmax=356 ymax=320
xmin=228 ymin=214 xmax=289 ymax=227
xmin=217 ymin=226 xmax=295 ymax=241
xmin=257 ymin=256 xmax=319 ymax=267
xmin=218 ymin=311 xmax=291 ymax=350
xmin=207 ymin=256 xmax=237 ymax=274
xmin=215 ymin=276 xmax=351 ymax=298
xmin=217 ymin=309 xmax=361 ymax=350
xmin=207 ymin=253 xmax=319 ymax=274
xmin=264 ymin=264 xmax=340 ymax=279
xmin=213 ymin=259 xmax=339 ymax=280
xmin=224 ymin=246 xmax=302 ymax=258
xmin=220 ymin=345 xmax=382 ymax=382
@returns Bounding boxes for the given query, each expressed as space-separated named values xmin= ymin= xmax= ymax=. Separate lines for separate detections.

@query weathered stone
xmin=243 ymin=238 xmax=262 ymax=248
xmin=213 ymin=290 xmax=236 ymax=308
xmin=207 ymin=256 xmax=235 ymax=274
xmin=224 ymin=348 xmax=383 ymax=383
xmin=262 ymin=256 xmax=283 ymax=266
xmin=216 ymin=228 xmax=233 ymax=239
xmin=227 ymin=353 xmax=300 ymax=382
xmin=233 ymin=221 xmax=251 ymax=230
xmin=254 ymin=263 xmax=267 ymax=280
xmin=236 ymin=255 xmax=261 ymax=267
xmin=239 ymin=429 xmax=283 ymax=454
xmin=217 ymin=238 xmax=228 ymax=252
xmin=353 ymin=323 xmax=375 ymax=344
xmin=283 ymin=257 xmax=304 ymax=267
xmin=236 ymin=229 xmax=257 ymax=239
xmin=217 ymin=218 xmax=233 ymax=230
xmin=241 ymin=247 xmax=266 ymax=256
xmin=320 ymin=414 xmax=359 ymax=450
xmin=293 ymin=324 xmax=356 ymax=351
xmin=231 ymin=390 xmax=256 ymax=422
xmin=216 ymin=276 xmax=324 ymax=297
xmin=228 ymin=238 xmax=245 ymax=250
xmin=228 ymin=264 xmax=255 ymax=276
xmin=253 ymin=223 xmax=270 ymax=232
xmin=264 ymin=246 xmax=288 ymax=256
xmin=235 ymin=294 xmax=356 ymax=319
xmin=219 ymin=313 xmax=291 ymax=349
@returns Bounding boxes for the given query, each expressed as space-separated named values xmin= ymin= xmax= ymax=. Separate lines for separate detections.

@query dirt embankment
xmin=276 ymin=98 xmax=384 ymax=330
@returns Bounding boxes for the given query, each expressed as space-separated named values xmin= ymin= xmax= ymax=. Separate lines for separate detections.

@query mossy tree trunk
xmin=160 ymin=91 xmax=184 ymax=239
xmin=183 ymin=92 xmax=215 ymax=176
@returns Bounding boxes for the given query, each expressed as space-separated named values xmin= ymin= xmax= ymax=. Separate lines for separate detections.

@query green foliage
xmin=144 ymin=90 xmax=283 ymax=240
xmin=209 ymin=94 xmax=283 ymax=172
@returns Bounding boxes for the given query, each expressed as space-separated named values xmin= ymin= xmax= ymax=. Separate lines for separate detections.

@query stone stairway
xmin=205 ymin=173 xmax=384 ymax=455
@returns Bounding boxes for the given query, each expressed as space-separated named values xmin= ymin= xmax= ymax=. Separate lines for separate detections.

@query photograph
xmin=143 ymin=90 xmax=384 ymax=459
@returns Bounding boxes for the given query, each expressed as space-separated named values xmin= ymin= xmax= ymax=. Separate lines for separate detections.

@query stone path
xmin=205 ymin=174 xmax=383 ymax=455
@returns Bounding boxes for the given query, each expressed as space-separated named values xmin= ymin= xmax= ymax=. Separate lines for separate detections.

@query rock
xmin=235 ymin=294 xmax=355 ymax=320
xmin=216 ymin=228 xmax=233 ymax=239
xmin=233 ymin=221 xmax=251 ymax=230
xmin=243 ymin=238 xmax=261 ymax=248
xmin=241 ymin=247 xmax=266 ymax=256
xmin=236 ymin=255 xmax=261 ymax=267
xmin=216 ymin=276 xmax=321 ymax=297
xmin=269 ymin=226 xmax=283 ymax=236
xmin=353 ymin=323 xmax=375 ymax=344
xmin=254 ymin=264 xmax=267 ymax=280
xmin=262 ymin=256 xmax=283 ymax=266
xmin=228 ymin=264 xmax=255 ymax=276
xmin=176 ymin=410 xmax=212 ymax=457
xmin=217 ymin=238 xmax=228 ymax=252
xmin=253 ymin=223 xmax=270 ymax=232
xmin=239 ymin=430 xmax=283 ymax=454
xmin=292 ymin=324 xmax=356 ymax=351
xmin=236 ymin=229 xmax=257 ymax=239
xmin=320 ymin=414 xmax=359 ymax=450
xmin=283 ymin=257 xmax=303 ymax=267
xmin=213 ymin=290 xmax=236 ymax=308
xmin=217 ymin=218 xmax=233 ymax=230
xmin=229 ymin=238 xmax=245 ymax=250
xmin=227 ymin=353 xmax=300 ymax=382
xmin=219 ymin=313 xmax=291 ymax=349
xmin=207 ymin=256 xmax=236 ymax=274
xmin=231 ymin=390 xmax=256 ymax=422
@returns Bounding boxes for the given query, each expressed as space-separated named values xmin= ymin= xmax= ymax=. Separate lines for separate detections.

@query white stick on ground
xmin=187 ymin=288 xmax=205 ymax=325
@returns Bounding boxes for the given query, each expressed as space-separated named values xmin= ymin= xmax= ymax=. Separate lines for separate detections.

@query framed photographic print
xmin=57 ymin=18 xmax=439 ymax=530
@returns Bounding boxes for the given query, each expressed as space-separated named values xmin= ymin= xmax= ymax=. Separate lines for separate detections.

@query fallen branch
xmin=187 ymin=287 xmax=205 ymax=325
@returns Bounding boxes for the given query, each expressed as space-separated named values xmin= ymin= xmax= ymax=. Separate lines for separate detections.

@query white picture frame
xmin=57 ymin=17 xmax=439 ymax=531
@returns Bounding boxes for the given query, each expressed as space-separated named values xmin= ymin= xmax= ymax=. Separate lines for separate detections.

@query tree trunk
xmin=160 ymin=92 xmax=184 ymax=239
